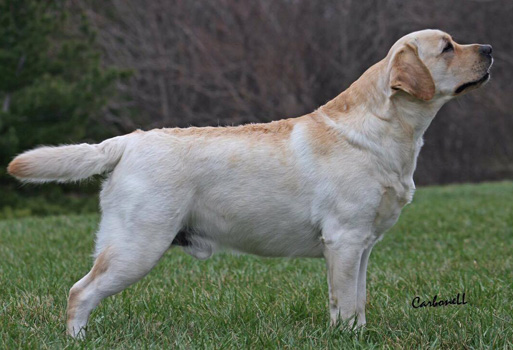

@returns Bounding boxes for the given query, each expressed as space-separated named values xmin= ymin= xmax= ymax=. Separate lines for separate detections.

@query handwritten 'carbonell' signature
xmin=412 ymin=292 xmax=468 ymax=308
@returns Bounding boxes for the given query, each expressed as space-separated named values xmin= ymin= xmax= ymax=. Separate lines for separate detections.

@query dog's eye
xmin=442 ymin=42 xmax=454 ymax=53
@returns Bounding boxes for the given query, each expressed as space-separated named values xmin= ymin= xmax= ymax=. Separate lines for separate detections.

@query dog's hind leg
xmin=66 ymin=214 xmax=181 ymax=338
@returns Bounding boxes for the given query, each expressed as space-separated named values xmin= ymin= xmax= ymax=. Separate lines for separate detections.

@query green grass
xmin=1 ymin=182 xmax=512 ymax=349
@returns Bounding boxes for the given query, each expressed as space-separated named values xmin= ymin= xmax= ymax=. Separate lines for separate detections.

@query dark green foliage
xmin=0 ymin=0 xmax=129 ymax=215
xmin=0 ymin=181 xmax=99 ymax=219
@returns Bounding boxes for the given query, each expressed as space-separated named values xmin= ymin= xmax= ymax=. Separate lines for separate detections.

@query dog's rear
xmin=7 ymin=135 xmax=129 ymax=183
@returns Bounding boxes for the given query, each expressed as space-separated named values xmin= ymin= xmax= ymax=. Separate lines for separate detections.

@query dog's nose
xmin=479 ymin=44 xmax=493 ymax=56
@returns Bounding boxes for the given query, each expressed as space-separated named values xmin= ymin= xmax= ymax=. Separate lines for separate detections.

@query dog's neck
xmin=318 ymin=59 xmax=449 ymax=187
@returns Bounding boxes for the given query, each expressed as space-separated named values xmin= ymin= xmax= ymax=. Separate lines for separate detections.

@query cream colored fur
xmin=7 ymin=29 xmax=492 ymax=338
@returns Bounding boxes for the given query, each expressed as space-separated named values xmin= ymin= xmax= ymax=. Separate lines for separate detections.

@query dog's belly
xmin=188 ymin=198 xmax=324 ymax=258
xmin=217 ymin=223 xmax=323 ymax=258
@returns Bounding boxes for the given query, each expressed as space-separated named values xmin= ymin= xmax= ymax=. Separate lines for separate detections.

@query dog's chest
xmin=373 ymin=184 xmax=413 ymax=235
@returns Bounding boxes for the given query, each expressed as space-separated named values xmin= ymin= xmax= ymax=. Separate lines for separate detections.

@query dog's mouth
xmin=454 ymin=72 xmax=490 ymax=95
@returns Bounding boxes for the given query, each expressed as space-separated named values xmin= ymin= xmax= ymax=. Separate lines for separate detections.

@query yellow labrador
xmin=8 ymin=29 xmax=492 ymax=338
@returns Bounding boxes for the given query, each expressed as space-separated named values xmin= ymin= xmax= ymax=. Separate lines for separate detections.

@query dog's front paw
xmin=330 ymin=310 xmax=366 ymax=330
xmin=67 ymin=325 xmax=86 ymax=339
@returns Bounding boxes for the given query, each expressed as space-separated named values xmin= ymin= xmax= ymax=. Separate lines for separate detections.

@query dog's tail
xmin=7 ymin=135 xmax=129 ymax=183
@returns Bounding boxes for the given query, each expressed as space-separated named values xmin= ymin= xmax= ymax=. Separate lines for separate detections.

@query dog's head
xmin=387 ymin=29 xmax=493 ymax=101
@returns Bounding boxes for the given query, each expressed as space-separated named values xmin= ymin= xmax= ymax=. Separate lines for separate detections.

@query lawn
xmin=0 ymin=182 xmax=512 ymax=349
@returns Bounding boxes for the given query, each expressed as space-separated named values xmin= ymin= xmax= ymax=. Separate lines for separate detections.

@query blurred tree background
xmin=1 ymin=0 xmax=512 ymax=218
xmin=0 ymin=0 xmax=128 ymax=217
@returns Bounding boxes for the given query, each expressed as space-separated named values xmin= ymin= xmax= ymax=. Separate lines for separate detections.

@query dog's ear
xmin=389 ymin=44 xmax=435 ymax=101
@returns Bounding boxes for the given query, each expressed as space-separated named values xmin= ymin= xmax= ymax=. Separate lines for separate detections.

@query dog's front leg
xmin=356 ymin=245 xmax=373 ymax=326
xmin=322 ymin=229 xmax=366 ymax=328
